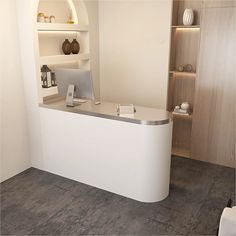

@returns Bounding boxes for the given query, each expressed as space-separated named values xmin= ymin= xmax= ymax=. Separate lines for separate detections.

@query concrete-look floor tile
xmin=1 ymin=157 xmax=235 ymax=236
xmin=0 ymin=221 xmax=18 ymax=235
xmin=28 ymin=187 xmax=119 ymax=235
xmin=83 ymin=197 xmax=189 ymax=235
xmin=187 ymin=201 xmax=223 ymax=235
xmin=1 ymin=187 xmax=73 ymax=234
xmin=187 ymin=176 xmax=235 ymax=235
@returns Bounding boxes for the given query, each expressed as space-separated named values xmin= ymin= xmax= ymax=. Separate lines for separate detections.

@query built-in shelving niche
xmin=36 ymin=0 xmax=90 ymax=100
xmin=167 ymin=0 xmax=201 ymax=158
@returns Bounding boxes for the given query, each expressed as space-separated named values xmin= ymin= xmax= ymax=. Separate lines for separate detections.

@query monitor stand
xmin=66 ymin=84 xmax=75 ymax=107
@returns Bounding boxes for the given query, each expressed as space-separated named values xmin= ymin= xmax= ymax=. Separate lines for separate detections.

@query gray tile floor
xmin=1 ymin=156 xmax=235 ymax=236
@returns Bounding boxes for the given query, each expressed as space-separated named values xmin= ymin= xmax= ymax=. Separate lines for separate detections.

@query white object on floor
xmin=219 ymin=206 xmax=236 ymax=236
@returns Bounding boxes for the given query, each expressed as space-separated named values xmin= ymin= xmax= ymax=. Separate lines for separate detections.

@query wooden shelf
xmin=172 ymin=25 xmax=200 ymax=29
xmin=42 ymin=86 xmax=58 ymax=97
xmin=172 ymin=112 xmax=193 ymax=121
xmin=169 ymin=71 xmax=196 ymax=76
xmin=39 ymin=53 xmax=90 ymax=65
xmin=37 ymin=23 xmax=89 ymax=32
xmin=168 ymin=0 xmax=202 ymax=162
xmin=172 ymin=147 xmax=190 ymax=158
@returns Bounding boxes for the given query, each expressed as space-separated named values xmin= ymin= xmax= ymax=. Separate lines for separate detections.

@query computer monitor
xmin=55 ymin=68 xmax=95 ymax=100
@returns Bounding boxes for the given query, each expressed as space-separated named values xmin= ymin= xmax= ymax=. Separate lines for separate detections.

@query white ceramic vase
xmin=183 ymin=8 xmax=194 ymax=26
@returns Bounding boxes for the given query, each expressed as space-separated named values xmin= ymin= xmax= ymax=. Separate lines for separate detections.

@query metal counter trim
xmin=39 ymin=101 xmax=172 ymax=126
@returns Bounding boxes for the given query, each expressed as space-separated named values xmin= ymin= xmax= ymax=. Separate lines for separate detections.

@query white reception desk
xmin=38 ymin=99 xmax=173 ymax=203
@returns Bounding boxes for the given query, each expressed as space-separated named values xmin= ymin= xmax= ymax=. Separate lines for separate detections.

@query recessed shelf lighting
xmin=38 ymin=31 xmax=78 ymax=34
xmin=169 ymin=71 xmax=196 ymax=76
xmin=172 ymin=25 xmax=200 ymax=29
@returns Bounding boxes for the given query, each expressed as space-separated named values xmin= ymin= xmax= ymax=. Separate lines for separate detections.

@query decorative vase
xmin=62 ymin=39 xmax=71 ymax=55
xmin=50 ymin=15 xmax=56 ymax=23
xmin=44 ymin=16 xmax=50 ymax=23
xmin=183 ymin=8 xmax=194 ymax=26
xmin=37 ymin=13 xmax=45 ymax=23
xmin=181 ymin=102 xmax=190 ymax=111
xmin=71 ymin=39 xmax=80 ymax=54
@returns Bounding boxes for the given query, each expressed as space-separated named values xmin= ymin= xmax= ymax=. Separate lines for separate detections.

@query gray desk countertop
xmin=39 ymin=98 xmax=172 ymax=125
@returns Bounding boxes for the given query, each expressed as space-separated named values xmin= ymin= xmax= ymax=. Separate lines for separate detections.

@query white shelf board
xmin=42 ymin=86 xmax=58 ymax=97
xmin=39 ymin=53 xmax=90 ymax=65
xmin=37 ymin=23 xmax=89 ymax=32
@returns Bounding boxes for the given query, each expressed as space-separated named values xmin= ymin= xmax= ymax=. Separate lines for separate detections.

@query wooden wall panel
xmin=191 ymin=5 xmax=236 ymax=167
xmin=202 ymin=0 xmax=236 ymax=8
xmin=167 ymin=75 xmax=195 ymax=111
xmin=169 ymin=30 xmax=178 ymax=71
xmin=167 ymin=75 xmax=175 ymax=111
xmin=172 ymin=0 xmax=180 ymax=25
xmin=175 ymin=29 xmax=200 ymax=72
xmin=172 ymin=118 xmax=192 ymax=158
xmin=173 ymin=75 xmax=195 ymax=111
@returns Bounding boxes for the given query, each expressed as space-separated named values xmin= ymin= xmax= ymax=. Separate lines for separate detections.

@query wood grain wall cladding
xmin=191 ymin=5 xmax=236 ymax=168
xmin=172 ymin=118 xmax=192 ymax=158
xmin=173 ymin=75 xmax=195 ymax=111
xmin=167 ymin=75 xmax=175 ymax=111
xmin=202 ymin=0 xmax=236 ymax=8
xmin=168 ymin=0 xmax=201 ymax=158
xmin=175 ymin=29 xmax=200 ymax=72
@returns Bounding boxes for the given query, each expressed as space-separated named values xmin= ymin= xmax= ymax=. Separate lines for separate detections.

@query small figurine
xmin=184 ymin=64 xmax=193 ymax=72
xmin=177 ymin=65 xmax=184 ymax=72
xmin=173 ymin=102 xmax=190 ymax=115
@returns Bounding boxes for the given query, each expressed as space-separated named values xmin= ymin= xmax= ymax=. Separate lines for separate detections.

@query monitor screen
xmin=55 ymin=68 xmax=95 ymax=100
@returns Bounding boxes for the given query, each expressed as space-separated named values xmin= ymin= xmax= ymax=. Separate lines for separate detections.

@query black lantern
xmin=41 ymin=65 xmax=52 ymax=88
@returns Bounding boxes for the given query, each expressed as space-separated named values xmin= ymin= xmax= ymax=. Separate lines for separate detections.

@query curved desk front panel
xmin=38 ymin=99 xmax=173 ymax=202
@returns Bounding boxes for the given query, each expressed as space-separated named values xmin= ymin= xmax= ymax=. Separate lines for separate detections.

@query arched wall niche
xmin=34 ymin=0 xmax=90 ymax=100
xmin=37 ymin=0 xmax=89 ymax=25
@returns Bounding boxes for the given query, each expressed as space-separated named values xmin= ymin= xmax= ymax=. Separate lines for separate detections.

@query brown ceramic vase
xmin=62 ymin=39 xmax=71 ymax=55
xmin=71 ymin=39 xmax=80 ymax=54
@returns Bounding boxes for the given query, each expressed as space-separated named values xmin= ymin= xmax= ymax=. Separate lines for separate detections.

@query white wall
xmin=0 ymin=0 xmax=31 ymax=182
xmin=99 ymin=0 xmax=172 ymax=109
xmin=16 ymin=0 xmax=47 ymax=169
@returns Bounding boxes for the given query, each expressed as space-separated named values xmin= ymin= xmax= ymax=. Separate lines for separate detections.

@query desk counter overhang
xmin=39 ymin=99 xmax=172 ymax=126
